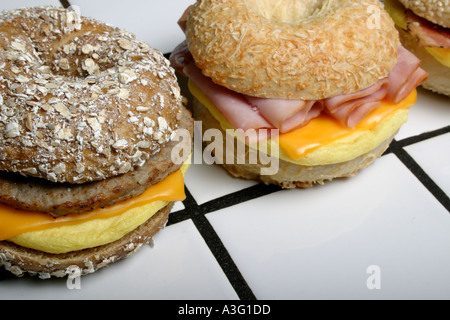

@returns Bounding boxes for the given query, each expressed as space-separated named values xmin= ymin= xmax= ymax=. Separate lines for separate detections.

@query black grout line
xmin=170 ymin=130 xmax=450 ymax=298
xmin=169 ymin=182 xmax=282 ymax=226
xmin=173 ymin=134 xmax=450 ymax=297
xmin=59 ymin=0 xmax=71 ymax=9
xmin=167 ymin=188 xmax=197 ymax=226
xmin=391 ymin=140 xmax=450 ymax=212
xmin=396 ymin=125 xmax=450 ymax=149
xmin=384 ymin=125 xmax=450 ymax=156
xmin=199 ymin=182 xmax=282 ymax=215
xmin=168 ymin=186 xmax=258 ymax=300
xmin=0 ymin=268 xmax=15 ymax=282
xmin=383 ymin=126 xmax=450 ymax=214
xmin=191 ymin=214 xmax=257 ymax=300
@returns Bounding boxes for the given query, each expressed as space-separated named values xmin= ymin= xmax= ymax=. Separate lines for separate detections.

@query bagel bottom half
xmin=193 ymin=97 xmax=402 ymax=189
xmin=0 ymin=203 xmax=173 ymax=279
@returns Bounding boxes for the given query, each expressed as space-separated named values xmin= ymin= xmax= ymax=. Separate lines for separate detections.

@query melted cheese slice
xmin=189 ymin=80 xmax=416 ymax=166
xmin=1 ymin=162 xmax=189 ymax=254
xmin=425 ymin=47 xmax=450 ymax=68
xmin=278 ymin=91 xmax=415 ymax=164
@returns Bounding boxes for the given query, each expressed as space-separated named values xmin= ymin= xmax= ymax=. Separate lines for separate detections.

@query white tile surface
xmin=70 ymin=0 xmax=193 ymax=53
xmin=396 ymin=88 xmax=450 ymax=140
xmin=0 ymin=220 xmax=238 ymax=300
xmin=183 ymin=90 xmax=258 ymax=204
xmin=207 ymin=155 xmax=450 ymax=299
xmin=406 ymin=133 xmax=450 ymax=196
xmin=172 ymin=200 xmax=185 ymax=213
xmin=185 ymin=162 xmax=257 ymax=205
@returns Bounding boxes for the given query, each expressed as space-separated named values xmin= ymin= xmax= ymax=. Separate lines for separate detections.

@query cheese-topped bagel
xmin=185 ymin=0 xmax=399 ymax=100
xmin=384 ymin=0 xmax=450 ymax=96
xmin=398 ymin=0 xmax=450 ymax=27
xmin=172 ymin=0 xmax=428 ymax=188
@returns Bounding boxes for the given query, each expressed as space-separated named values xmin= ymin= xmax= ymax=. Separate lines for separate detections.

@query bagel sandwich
xmin=384 ymin=0 xmax=450 ymax=96
xmin=0 ymin=6 xmax=193 ymax=278
xmin=170 ymin=0 xmax=428 ymax=188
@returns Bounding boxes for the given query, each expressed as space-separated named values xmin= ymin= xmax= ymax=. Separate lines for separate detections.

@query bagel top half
xmin=0 ymin=6 xmax=186 ymax=184
xmin=398 ymin=0 xmax=450 ymax=28
xmin=185 ymin=0 xmax=400 ymax=100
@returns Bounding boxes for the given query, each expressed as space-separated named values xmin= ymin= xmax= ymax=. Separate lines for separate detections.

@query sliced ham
xmin=169 ymin=40 xmax=192 ymax=76
xmin=170 ymin=5 xmax=194 ymax=76
xmin=185 ymin=62 xmax=322 ymax=133
xmin=406 ymin=10 xmax=450 ymax=49
xmin=387 ymin=46 xmax=429 ymax=103
xmin=281 ymin=101 xmax=324 ymax=133
xmin=177 ymin=5 xmax=193 ymax=33
xmin=170 ymin=4 xmax=429 ymax=142
xmin=184 ymin=62 xmax=273 ymax=132
xmin=172 ymin=45 xmax=427 ymax=141
xmin=391 ymin=67 xmax=429 ymax=104
xmin=244 ymin=96 xmax=324 ymax=133
xmin=324 ymin=79 xmax=390 ymax=128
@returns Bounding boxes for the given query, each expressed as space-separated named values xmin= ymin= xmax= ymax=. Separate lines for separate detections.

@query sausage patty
xmin=0 ymin=108 xmax=193 ymax=218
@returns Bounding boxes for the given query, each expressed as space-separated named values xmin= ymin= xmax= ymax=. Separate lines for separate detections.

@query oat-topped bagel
xmin=185 ymin=0 xmax=400 ymax=100
xmin=0 ymin=6 xmax=183 ymax=184
xmin=0 ymin=6 xmax=193 ymax=279
xmin=0 ymin=107 xmax=193 ymax=218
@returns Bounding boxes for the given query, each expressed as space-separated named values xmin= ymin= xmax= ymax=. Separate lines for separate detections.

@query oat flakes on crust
xmin=0 ymin=6 xmax=184 ymax=184
xmin=185 ymin=0 xmax=400 ymax=100
xmin=0 ymin=107 xmax=193 ymax=217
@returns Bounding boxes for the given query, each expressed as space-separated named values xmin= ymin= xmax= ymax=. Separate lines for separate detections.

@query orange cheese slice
xmin=278 ymin=90 xmax=417 ymax=161
xmin=0 ymin=169 xmax=186 ymax=241
xmin=189 ymin=79 xmax=417 ymax=163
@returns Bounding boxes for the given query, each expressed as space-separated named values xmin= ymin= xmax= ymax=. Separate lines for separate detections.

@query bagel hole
xmin=42 ymin=29 xmax=120 ymax=79
xmin=244 ymin=0 xmax=326 ymax=24
xmin=47 ymin=41 xmax=117 ymax=79
xmin=49 ymin=55 xmax=116 ymax=79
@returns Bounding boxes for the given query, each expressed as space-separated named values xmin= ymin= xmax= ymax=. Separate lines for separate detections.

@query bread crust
xmin=0 ymin=107 xmax=193 ymax=217
xmin=0 ymin=6 xmax=184 ymax=184
xmin=398 ymin=27 xmax=450 ymax=96
xmin=185 ymin=0 xmax=399 ymax=100
xmin=0 ymin=203 xmax=173 ymax=278
xmin=194 ymin=98 xmax=396 ymax=188
xmin=398 ymin=0 xmax=450 ymax=28
xmin=222 ymin=140 xmax=393 ymax=188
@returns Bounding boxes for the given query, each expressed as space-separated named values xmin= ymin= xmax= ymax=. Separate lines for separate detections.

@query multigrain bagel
xmin=398 ymin=0 xmax=450 ymax=27
xmin=185 ymin=0 xmax=400 ymax=100
xmin=0 ymin=6 xmax=184 ymax=184
xmin=0 ymin=6 xmax=194 ymax=278
xmin=0 ymin=107 xmax=193 ymax=218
